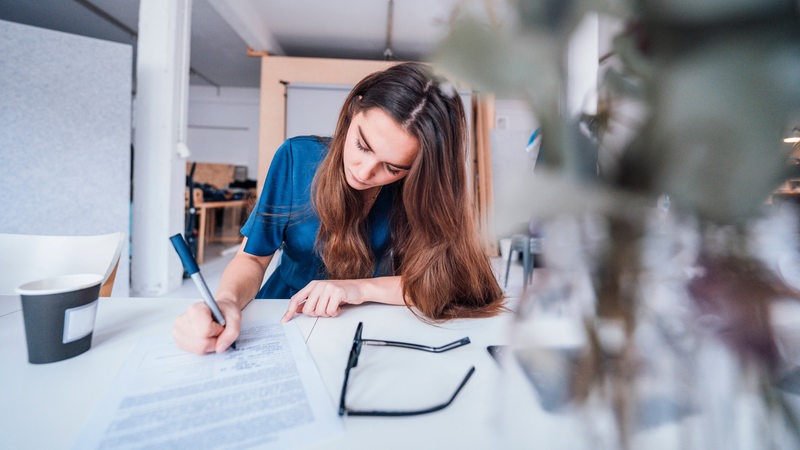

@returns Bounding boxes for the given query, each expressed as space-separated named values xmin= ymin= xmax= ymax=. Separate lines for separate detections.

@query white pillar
xmin=567 ymin=13 xmax=599 ymax=118
xmin=131 ymin=0 xmax=192 ymax=296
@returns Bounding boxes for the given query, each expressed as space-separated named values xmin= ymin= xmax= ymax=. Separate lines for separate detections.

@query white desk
xmin=6 ymin=293 xmax=793 ymax=449
xmin=0 ymin=296 xmax=319 ymax=450
xmin=0 ymin=296 xmax=531 ymax=450
xmin=304 ymin=302 xmax=518 ymax=450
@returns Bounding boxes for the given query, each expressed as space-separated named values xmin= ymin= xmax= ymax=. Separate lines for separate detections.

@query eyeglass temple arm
xmin=360 ymin=337 xmax=470 ymax=353
xmin=344 ymin=366 xmax=476 ymax=417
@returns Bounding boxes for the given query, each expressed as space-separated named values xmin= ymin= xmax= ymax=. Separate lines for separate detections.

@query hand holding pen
xmin=173 ymin=301 xmax=241 ymax=354
xmin=170 ymin=234 xmax=239 ymax=353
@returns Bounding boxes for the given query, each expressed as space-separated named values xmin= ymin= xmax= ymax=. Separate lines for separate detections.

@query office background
xmin=0 ymin=1 xmax=607 ymax=297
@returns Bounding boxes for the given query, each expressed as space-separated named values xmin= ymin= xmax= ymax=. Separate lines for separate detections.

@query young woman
xmin=173 ymin=62 xmax=504 ymax=354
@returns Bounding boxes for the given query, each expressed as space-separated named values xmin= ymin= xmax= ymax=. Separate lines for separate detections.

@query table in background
xmin=194 ymin=198 xmax=248 ymax=263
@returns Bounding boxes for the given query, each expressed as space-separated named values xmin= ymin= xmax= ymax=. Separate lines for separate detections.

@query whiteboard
xmin=285 ymin=83 xmax=352 ymax=139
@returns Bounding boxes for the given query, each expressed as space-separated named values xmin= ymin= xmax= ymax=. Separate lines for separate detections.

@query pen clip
xmin=169 ymin=234 xmax=199 ymax=276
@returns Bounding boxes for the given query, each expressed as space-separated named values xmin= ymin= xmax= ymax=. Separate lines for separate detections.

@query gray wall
xmin=0 ymin=20 xmax=132 ymax=295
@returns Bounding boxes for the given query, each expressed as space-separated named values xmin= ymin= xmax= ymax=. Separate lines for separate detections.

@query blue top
xmin=240 ymin=136 xmax=395 ymax=299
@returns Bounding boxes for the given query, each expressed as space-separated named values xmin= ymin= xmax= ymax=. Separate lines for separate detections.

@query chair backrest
xmin=0 ymin=232 xmax=125 ymax=296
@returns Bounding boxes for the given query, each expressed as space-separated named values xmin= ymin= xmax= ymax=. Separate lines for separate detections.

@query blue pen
xmin=169 ymin=233 xmax=236 ymax=350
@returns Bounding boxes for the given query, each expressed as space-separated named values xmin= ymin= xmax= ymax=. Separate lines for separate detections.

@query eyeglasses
xmin=338 ymin=321 xmax=475 ymax=417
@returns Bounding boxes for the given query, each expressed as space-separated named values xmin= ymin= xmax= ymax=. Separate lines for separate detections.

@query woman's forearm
xmin=215 ymin=244 xmax=272 ymax=310
xmin=355 ymin=275 xmax=406 ymax=306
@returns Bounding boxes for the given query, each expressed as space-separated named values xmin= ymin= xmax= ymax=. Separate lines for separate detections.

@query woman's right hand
xmin=172 ymin=300 xmax=242 ymax=354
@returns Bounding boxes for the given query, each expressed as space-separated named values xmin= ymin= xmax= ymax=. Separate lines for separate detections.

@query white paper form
xmin=73 ymin=323 xmax=342 ymax=450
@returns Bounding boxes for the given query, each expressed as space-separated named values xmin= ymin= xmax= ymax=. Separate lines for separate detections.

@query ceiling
xmin=0 ymin=0 xmax=462 ymax=89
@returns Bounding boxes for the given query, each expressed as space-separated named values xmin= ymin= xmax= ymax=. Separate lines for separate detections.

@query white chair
xmin=0 ymin=232 xmax=125 ymax=296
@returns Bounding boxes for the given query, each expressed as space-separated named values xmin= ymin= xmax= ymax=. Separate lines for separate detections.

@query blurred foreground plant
xmin=435 ymin=0 xmax=800 ymax=448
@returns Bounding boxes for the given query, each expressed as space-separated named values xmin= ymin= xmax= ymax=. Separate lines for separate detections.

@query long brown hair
xmin=312 ymin=62 xmax=504 ymax=320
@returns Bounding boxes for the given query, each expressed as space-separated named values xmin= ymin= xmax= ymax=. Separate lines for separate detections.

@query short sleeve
xmin=240 ymin=140 xmax=295 ymax=256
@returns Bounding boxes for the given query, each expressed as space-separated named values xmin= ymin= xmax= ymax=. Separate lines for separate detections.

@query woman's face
xmin=342 ymin=107 xmax=419 ymax=192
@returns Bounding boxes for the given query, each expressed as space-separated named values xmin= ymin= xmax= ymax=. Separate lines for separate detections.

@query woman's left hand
xmin=281 ymin=279 xmax=363 ymax=322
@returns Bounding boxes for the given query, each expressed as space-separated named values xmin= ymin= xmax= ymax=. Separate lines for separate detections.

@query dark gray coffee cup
xmin=17 ymin=273 xmax=103 ymax=364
